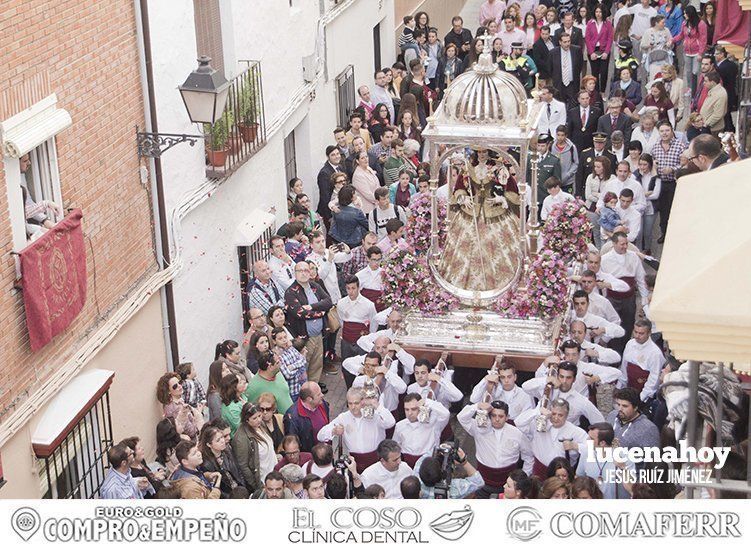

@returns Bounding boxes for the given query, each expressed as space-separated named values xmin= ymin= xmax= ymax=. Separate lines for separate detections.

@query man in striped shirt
xmin=100 ymin=444 xmax=152 ymax=499
xmin=272 ymin=327 xmax=308 ymax=402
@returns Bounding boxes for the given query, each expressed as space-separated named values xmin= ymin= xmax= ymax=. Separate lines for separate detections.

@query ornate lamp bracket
xmin=136 ymin=127 xmax=205 ymax=158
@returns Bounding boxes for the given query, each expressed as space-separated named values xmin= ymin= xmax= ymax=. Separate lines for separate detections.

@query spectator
xmin=246 ymin=351 xmax=294 ymax=415
xmin=400 ymin=476 xmax=422 ymax=500
xmin=674 ymin=5 xmax=706 ymax=94
xmin=341 ymin=231 xmax=377 ymax=278
xmin=233 ymin=402 xmax=276 ymax=493
xmin=389 ymin=171 xmax=416 ymax=208
xmin=444 ymin=16 xmax=473 ymax=60
xmin=155 ymin=417 xmax=181 ymax=476
xmin=572 ymin=476 xmax=605 ymax=499
xmin=531 ymin=26 xmax=555 ymax=83
xmin=198 ymin=425 xmax=247 ymax=498
xmin=360 ymin=439 xmax=412 ymax=499
xmin=640 ymin=14 xmax=673 ymax=81
xmin=271 ymin=327 xmax=308 ymax=402
xmin=630 ymin=111 xmax=659 ymax=153
xmin=536 ymin=85 xmax=567 ymax=137
xmin=274 ymin=435 xmax=313 ymax=471
xmin=369 ymin=186 xmax=408 ymax=240
xmin=541 ymin=476 xmax=571 ymax=499
xmin=280 ymin=464 xmax=307 ymax=499
xmin=246 ymin=330 xmax=271 ymax=375
xmin=251 ymin=471 xmax=291 ymax=499
xmin=100 ymin=444 xmax=153 ymax=499
xmin=176 ymin=362 xmax=205 ymax=410
xmin=660 ymin=64 xmax=685 ymax=124
xmin=550 ymin=125 xmax=579 ymax=192
xmin=439 ymin=43 xmax=462 ymax=93
xmin=119 ymin=436 xmax=164 ymax=498
xmin=303 ymin=474 xmax=327 ymax=499
xmin=371 ymin=70 xmax=395 ymax=123
xmin=383 ymin=138 xmax=417 ymax=187
xmin=569 ymin=88 xmax=600 ymax=155
xmin=714 ymin=46 xmax=738 ymax=132
xmin=650 ymin=120 xmax=686 ymax=242
xmin=644 ymin=81 xmax=675 ymax=126
xmin=399 ymin=16 xmax=421 ymax=61
xmin=550 ymin=32 xmax=583 ymax=107
xmin=247 ymin=260 xmax=284 ymax=314
xmin=625 ymin=140 xmax=643 ymax=172
xmin=610 ymin=66 xmax=642 ymax=106
xmin=699 ymin=71 xmax=727 ymax=135
xmin=170 ymin=440 xmax=221 ymax=499
xmin=357 ymin=85 xmax=375 ymax=123
xmin=685 ymin=112 xmax=711 ymax=142
xmin=257 ymin=392 xmax=285 ymax=452
xmin=502 ymin=469 xmax=540 ymax=499
xmin=368 ymin=104 xmax=391 ymax=144
xmin=597 ymin=97 xmax=633 ymax=142
xmin=634 ymin=153 xmax=661 ymax=253
xmin=219 ymin=373 xmax=247 ymax=437
xmin=687 ymin=133 xmax=727 ymax=172
xmin=351 ymin=151 xmax=380 ymax=214
xmin=316 ymin=145 xmax=344 ymax=226
xmin=157 ymin=372 xmax=203 ymax=441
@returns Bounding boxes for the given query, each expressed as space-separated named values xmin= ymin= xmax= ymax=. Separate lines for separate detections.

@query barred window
xmin=239 ymin=223 xmax=276 ymax=331
xmin=335 ymin=65 xmax=356 ymax=128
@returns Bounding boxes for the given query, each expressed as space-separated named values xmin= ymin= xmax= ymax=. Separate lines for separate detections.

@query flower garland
xmin=381 ymin=192 xmax=458 ymax=314
xmin=541 ymin=198 xmax=592 ymax=262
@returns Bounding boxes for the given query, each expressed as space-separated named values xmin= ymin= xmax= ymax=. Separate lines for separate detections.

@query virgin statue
xmin=436 ymin=149 xmax=522 ymax=292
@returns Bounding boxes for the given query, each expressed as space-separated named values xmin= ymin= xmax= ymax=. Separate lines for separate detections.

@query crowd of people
xmin=98 ymin=0 xmax=747 ymax=501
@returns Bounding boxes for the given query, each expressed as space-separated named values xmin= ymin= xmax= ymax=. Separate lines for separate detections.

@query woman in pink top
xmin=674 ymin=5 xmax=707 ymax=95
xmin=585 ymin=4 xmax=614 ymax=94
xmin=351 ymin=151 xmax=380 ymax=214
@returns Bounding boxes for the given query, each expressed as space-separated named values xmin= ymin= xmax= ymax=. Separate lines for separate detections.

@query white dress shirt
xmin=597 ymin=177 xmax=647 ymax=215
xmin=268 ymin=255 xmax=296 ymax=291
xmin=353 ymin=368 xmax=407 ymax=412
xmin=336 ymin=295 xmax=378 ymax=331
xmin=600 ymin=250 xmax=649 ymax=298
xmin=587 ymin=291 xmax=621 ymax=325
xmin=529 ymin=361 xmax=621 ymax=398
xmin=457 ymin=404 xmax=534 ymax=472
xmin=307 ymin=250 xmax=351 ymax=303
xmin=619 ymin=338 xmax=665 ymax=401
xmin=615 ymin=204 xmax=642 ymax=243
xmin=469 ymin=382 xmax=534 ymax=420
xmin=570 ymin=310 xmax=625 ymax=343
xmin=356 ymin=331 xmax=416 ymax=375
xmin=317 ymin=406 xmax=395 ymax=453
xmin=407 ymin=374 xmax=463 ymax=409
xmin=576 ymin=339 xmax=622 ymax=365
xmin=392 ymin=399 xmax=450 ymax=456
xmin=361 ymin=461 xmax=414 ymax=499
xmin=541 ymin=190 xmax=575 ymax=221
xmin=515 ymin=410 xmax=590 ymax=466
xmin=356 ymin=266 xmax=383 ymax=291
xmin=593 ymin=270 xmax=630 ymax=295
xmin=522 ymin=383 xmax=606 ymax=425
xmin=538 ymin=99 xmax=567 ymax=136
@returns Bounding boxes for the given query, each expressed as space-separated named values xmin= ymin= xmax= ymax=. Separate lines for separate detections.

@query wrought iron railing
xmin=205 ymin=60 xmax=267 ymax=178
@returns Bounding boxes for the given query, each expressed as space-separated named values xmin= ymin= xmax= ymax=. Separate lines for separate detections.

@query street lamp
xmin=137 ymin=56 xmax=229 ymax=158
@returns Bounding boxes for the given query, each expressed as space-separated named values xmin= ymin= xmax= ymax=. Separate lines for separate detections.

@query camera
xmin=334 ymin=454 xmax=351 ymax=471
xmin=432 ymin=440 xmax=460 ymax=499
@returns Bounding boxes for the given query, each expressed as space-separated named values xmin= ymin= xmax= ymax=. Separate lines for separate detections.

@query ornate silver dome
xmin=440 ymin=41 xmax=528 ymax=126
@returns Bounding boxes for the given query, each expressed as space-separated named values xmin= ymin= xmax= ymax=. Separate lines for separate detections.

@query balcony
xmin=205 ymin=60 xmax=267 ymax=179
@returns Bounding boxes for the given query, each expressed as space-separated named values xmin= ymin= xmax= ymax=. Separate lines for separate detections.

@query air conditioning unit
xmin=302 ymin=54 xmax=318 ymax=83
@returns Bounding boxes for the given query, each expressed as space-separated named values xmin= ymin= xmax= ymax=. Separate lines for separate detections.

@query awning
xmin=650 ymin=159 xmax=751 ymax=370
xmin=31 ymin=369 xmax=114 ymax=458
xmin=0 ymin=94 xmax=72 ymax=158
xmin=234 ymin=207 xmax=275 ymax=246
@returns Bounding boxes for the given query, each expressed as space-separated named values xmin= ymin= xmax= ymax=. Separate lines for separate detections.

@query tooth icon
xmin=429 ymin=505 xmax=474 ymax=541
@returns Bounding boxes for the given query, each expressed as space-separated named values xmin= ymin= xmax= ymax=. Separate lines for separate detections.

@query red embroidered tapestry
xmin=20 ymin=209 xmax=87 ymax=351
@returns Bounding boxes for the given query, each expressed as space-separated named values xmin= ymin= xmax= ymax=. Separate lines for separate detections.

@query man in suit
xmin=567 ymin=89 xmax=601 ymax=153
xmin=537 ymin=85 xmax=568 ymax=137
xmin=699 ymin=72 xmax=728 ymax=136
xmin=596 ymin=97 xmax=633 ymax=142
xmin=713 ymin=46 xmax=738 ymax=132
xmin=550 ymin=33 xmax=583 ymax=107
xmin=576 ymin=132 xmax=616 ymax=199
xmin=532 ymin=26 xmax=556 ymax=83
xmin=554 ymin=11 xmax=584 ymax=50
xmin=316 ymin=145 xmax=344 ymax=227
xmin=687 ymin=134 xmax=728 ymax=172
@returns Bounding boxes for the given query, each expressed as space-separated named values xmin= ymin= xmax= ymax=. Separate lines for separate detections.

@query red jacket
xmin=585 ymin=19 xmax=614 ymax=55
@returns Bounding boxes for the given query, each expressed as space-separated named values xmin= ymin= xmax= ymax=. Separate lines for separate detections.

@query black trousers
xmin=559 ymin=81 xmax=579 ymax=108
xmin=590 ymin=57 xmax=609 ymax=93
xmin=608 ymin=294 xmax=636 ymax=354
xmin=658 ymin=181 xmax=676 ymax=235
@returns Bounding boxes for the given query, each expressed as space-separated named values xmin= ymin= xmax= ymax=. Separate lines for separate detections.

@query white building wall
xmin=147 ymin=0 xmax=395 ymax=384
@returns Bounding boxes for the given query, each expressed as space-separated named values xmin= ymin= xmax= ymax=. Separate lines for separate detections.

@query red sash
xmin=532 ymin=457 xmax=548 ymax=480
xmin=402 ymin=452 xmax=422 ymax=469
xmin=361 ymin=288 xmax=386 ymax=312
xmin=607 ymin=276 xmax=636 ymax=300
xmin=350 ymin=450 xmax=379 ymax=471
xmin=627 ymin=362 xmax=650 ymax=392
xmin=477 ymin=462 xmax=517 ymax=488
xmin=342 ymin=321 xmax=369 ymax=343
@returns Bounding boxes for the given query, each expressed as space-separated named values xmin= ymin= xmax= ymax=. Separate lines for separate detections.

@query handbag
xmin=326 ymin=307 xmax=341 ymax=333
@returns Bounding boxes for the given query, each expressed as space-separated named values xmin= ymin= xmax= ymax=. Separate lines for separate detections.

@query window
xmin=335 ymin=65 xmax=356 ymax=128
xmin=238 ymin=223 xmax=275 ymax=331
xmin=283 ymin=131 xmax=297 ymax=183
xmin=373 ymin=22 xmax=382 ymax=72
xmin=33 ymin=372 xmax=114 ymax=499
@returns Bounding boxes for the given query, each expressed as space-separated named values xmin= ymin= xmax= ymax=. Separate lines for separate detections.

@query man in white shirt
xmin=568 ymin=320 xmax=622 ymax=366
xmin=370 ymin=69 xmax=395 ymax=123
xmin=571 ymin=290 xmax=625 ymax=344
xmin=515 ymin=398 xmax=589 ymax=480
xmin=337 ymin=276 xmax=378 ymax=363
xmin=352 ymin=351 xmax=407 ymax=427
xmin=597 ymin=161 xmax=646 ymax=214
xmin=357 ymin=311 xmax=416 ymax=380
xmin=457 ymin=400 xmax=534 ymax=498
xmin=318 ymin=387 xmax=395 ymax=471
xmin=583 ymin=250 xmax=630 ymax=297
xmin=541 ymin=176 xmax=575 ymax=221
xmin=360 ymin=439 xmax=413 ymax=499
xmin=578 ymin=270 xmax=621 ymax=326
xmin=619 ymin=319 xmax=665 ymax=402
xmin=469 ymin=359 xmax=533 ymax=420
xmin=499 ymin=15 xmax=528 ymax=54
xmin=267 ymin=235 xmax=296 ymax=291
xmin=408 ymin=357 xmax=463 ymax=411
xmin=368 ymin=187 xmax=407 ymax=240
xmin=356 ymin=246 xmax=386 ymax=312
xmin=615 ymin=189 xmax=642 ymax=244
xmin=537 ymin=85 xmax=567 ymax=137
xmin=600 ymin=232 xmax=649 ymax=352
xmin=629 ymin=0 xmax=657 ymax=42
xmin=392 ymin=393 xmax=450 ymax=468
xmin=306 ymin=231 xmax=351 ymax=303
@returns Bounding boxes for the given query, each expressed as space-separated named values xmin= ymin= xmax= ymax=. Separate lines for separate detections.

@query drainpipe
xmin=134 ymin=0 xmax=180 ymax=370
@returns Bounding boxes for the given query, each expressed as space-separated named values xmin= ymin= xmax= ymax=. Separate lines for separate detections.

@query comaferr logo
xmin=429 ymin=505 xmax=474 ymax=541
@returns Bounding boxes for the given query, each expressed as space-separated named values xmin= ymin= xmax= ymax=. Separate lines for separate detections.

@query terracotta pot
xmin=207 ymin=148 xmax=229 ymax=167
xmin=239 ymin=122 xmax=259 ymax=143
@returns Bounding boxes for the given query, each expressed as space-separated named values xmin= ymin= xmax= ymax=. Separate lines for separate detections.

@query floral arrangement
xmin=541 ymin=198 xmax=592 ymax=262
xmin=405 ymin=191 xmax=447 ymax=254
xmin=381 ymin=191 xmax=457 ymax=315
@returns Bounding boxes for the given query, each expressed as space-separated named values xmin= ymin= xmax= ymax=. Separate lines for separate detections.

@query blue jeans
xmin=641 ymin=213 xmax=657 ymax=252
xmin=684 ymin=54 xmax=700 ymax=95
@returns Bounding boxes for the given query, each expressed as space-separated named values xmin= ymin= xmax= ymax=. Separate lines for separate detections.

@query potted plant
xmin=238 ymin=78 xmax=260 ymax=143
xmin=206 ymin=110 xmax=232 ymax=167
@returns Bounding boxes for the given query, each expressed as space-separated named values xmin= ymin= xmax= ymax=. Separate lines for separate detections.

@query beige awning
xmin=650 ymin=159 xmax=751 ymax=370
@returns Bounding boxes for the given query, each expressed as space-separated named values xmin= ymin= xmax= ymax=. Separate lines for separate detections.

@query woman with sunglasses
xmin=156 ymin=372 xmax=204 ymax=441
xmin=232 ymin=402 xmax=277 ymax=493
xmin=257 ymin=392 xmax=285 ymax=451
